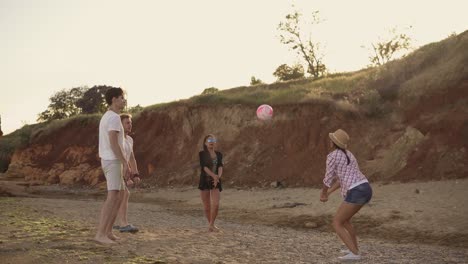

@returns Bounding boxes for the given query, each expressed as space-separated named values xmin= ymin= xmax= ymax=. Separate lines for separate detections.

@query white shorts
xmin=101 ymin=160 xmax=125 ymax=191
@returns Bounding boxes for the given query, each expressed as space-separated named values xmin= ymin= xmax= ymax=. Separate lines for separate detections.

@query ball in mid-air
xmin=256 ymin=104 xmax=273 ymax=120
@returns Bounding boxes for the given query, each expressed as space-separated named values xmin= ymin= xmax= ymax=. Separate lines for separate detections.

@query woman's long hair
xmin=202 ymin=134 xmax=215 ymax=152
xmin=201 ymin=134 xmax=216 ymax=167
xmin=333 ymin=143 xmax=350 ymax=165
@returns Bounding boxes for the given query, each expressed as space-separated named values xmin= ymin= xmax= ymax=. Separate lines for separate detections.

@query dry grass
xmin=29 ymin=114 xmax=101 ymax=141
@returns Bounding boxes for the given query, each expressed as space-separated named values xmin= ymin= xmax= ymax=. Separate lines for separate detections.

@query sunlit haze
xmin=1 ymin=0 xmax=467 ymax=134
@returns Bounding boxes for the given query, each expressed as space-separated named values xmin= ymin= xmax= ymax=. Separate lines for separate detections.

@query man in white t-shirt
xmin=113 ymin=113 xmax=141 ymax=233
xmin=95 ymin=87 xmax=133 ymax=244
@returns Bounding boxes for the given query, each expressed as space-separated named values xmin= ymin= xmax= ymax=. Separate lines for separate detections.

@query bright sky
xmin=1 ymin=0 xmax=467 ymax=134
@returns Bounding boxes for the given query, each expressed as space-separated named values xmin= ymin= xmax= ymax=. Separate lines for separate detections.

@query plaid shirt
xmin=323 ymin=149 xmax=367 ymax=198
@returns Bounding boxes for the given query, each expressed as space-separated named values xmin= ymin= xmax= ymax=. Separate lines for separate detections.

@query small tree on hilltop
xmin=273 ymin=63 xmax=305 ymax=81
xmin=278 ymin=10 xmax=326 ymax=78
xmin=368 ymin=27 xmax=412 ymax=66
xmin=250 ymin=76 xmax=264 ymax=85
xmin=127 ymin=104 xmax=144 ymax=114
xmin=201 ymin=87 xmax=219 ymax=95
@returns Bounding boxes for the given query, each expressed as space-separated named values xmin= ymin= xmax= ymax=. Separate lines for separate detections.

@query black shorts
xmin=198 ymin=176 xmax=222 ymax=192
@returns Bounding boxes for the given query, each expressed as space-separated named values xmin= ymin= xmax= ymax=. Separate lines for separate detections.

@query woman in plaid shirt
xmin=320 ymin=129 xmax=373 ymax=261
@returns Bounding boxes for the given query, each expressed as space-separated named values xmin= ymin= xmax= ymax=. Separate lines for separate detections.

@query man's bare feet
xmin=107 ymin=233 xmax=121 ymax=241
xmin=208 ymin=225 xmax=220 ymax=232
xmin=94 ymin=235 xmax=116 ymax=244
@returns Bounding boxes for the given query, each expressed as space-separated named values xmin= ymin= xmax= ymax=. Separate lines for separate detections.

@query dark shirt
xmin=198 ymin=150 xmax=223 ymax=191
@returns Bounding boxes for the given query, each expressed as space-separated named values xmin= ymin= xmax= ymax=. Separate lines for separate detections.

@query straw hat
xmin=328 ymin=129 xmax=350 ymax=149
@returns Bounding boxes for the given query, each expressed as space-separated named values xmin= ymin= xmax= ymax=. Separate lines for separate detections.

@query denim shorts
xmin=344 ymin=182 xmax=372 ymax=205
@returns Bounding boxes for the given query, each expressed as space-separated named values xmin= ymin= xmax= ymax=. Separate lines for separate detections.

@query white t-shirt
xmin=99 ymin=110 xmax=125 ymax=160
xmin=123 ymin=135 xmax=134 ymax=161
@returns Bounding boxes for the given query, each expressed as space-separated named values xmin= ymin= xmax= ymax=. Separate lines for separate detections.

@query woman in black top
xmin=199 ymin=134 xmax=223 ymax=232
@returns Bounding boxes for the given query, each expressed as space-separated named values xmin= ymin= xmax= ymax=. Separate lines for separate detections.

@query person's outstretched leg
xmin=209 ymin=189 xmax=220 ymax=231
xmin=332 ymin=202 xmax=363 ymax=254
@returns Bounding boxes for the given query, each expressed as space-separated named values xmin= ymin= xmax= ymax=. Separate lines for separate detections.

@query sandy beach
xmin=1 ymin=179 xmax=467 ymax=263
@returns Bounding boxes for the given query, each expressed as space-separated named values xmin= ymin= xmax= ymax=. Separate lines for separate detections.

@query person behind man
xmin=95 ymin=87 xmax=133 ymax=244
xmin=113 ymin=113 xmax=141 ymax=233
xmin=0 ymin=115 xmax=3 ymax=137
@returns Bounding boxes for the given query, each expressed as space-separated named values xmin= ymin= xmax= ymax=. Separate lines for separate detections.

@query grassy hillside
xmin=142 ymin=31 xmax=467 ymax=116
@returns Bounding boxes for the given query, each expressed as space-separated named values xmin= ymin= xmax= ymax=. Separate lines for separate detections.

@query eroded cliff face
xmin=4 ymin=86 xmax=467 ymax=189
xmin=4 ymin=120 xmax=102 ymax=186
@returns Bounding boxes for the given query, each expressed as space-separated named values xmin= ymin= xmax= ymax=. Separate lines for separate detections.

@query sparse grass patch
xmin=144 ymin=101 xmax=177 ymax=112
xmin=30 ymin=114 xmax=101 ymax=141
xmin=0 ymin=200 xmax=88 ymax=243
xmin=0 ymin=198 xmax=166 ymax=263
xmin=123 ymin=255 xmax=167 ymax=264
xmin=360 ymin=90 xmax=390 ymax=118
xmin=373 ymin=32 xmax=468 ymax=105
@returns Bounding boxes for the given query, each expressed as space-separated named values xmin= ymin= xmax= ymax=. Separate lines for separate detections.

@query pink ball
xmin=256 ymin=104 xmax=273 ymax=120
